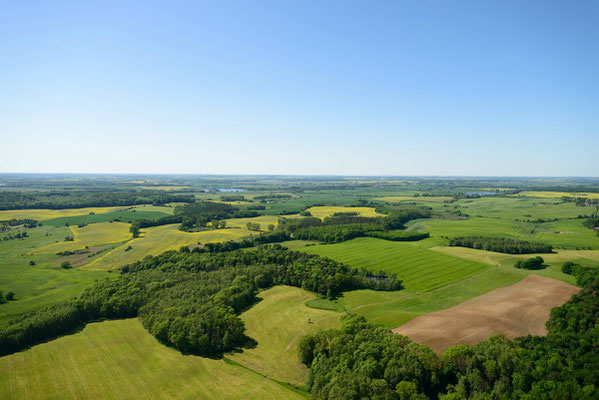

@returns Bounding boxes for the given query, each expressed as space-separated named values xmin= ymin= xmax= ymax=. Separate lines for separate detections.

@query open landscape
xmin=1 ymin=1 xmax=597 ymax=398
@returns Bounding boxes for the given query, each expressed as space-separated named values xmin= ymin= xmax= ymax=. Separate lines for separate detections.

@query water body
xmin=219 ymin=188 xmax=245 ymax=192
xmin=465 ymin=191 xmax=497 ymax=196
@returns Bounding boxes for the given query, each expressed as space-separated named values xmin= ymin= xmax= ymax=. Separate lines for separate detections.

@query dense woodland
xmin=0 ymin=190 xmax=193 ymax=210
xmin=299 ymin=264 xmax=599 ymax=399
xmin=0 ymin=246 xmax=401 ymax=357
xmin=449 ymin=236 xmax=553 ymax=254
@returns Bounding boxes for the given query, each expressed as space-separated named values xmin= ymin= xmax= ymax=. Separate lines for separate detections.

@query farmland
xmin=1 ymin=175 xmax=599 ymax=399
xmin=301 ymin=237 xmax=490 ymax=292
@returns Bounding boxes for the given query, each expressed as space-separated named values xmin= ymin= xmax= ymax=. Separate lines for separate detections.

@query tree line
xmin=449 ymin=236 xmax=553 ymax=254
xmin=299 ymin=263 xmax=599 ymax=399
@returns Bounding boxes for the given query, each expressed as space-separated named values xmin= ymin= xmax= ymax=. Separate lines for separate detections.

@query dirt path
xmin=393 ymin=275 xmax=579 ymax=354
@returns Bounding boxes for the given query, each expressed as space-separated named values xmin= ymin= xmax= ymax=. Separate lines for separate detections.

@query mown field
xmin=229 ymin=286 xmax=340 ymax=386
xmin=0 ymin=318 xmax=306 ymax=400
xmin=301 ymin=237 xmax=490 ymax=292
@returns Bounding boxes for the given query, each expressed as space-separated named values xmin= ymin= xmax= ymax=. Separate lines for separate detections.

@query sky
xmin=1 ymin=0 xmax=597 ymax=176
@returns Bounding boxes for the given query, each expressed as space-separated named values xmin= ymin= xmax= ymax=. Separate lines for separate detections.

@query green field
xmin=305 ymin=206 xmax=383 ymax=220
xmin=229 ymin=286 xmax=340 ymax=386
xmin=408 ymin=216 xmax=599 ymax=249
xmin=0 ymin=318 xmax=306 ymax=400
xmin=301 ymin=237 xmax=490 ymax=292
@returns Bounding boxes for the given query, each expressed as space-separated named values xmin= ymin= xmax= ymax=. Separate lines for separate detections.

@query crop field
xmin=0 ymin=318 xmax=305 ymax=400
xmin=304 ymin=206 xmax=383 ymax=220
xmin=0 ymin=225 xmax=109 ymax=322
xmin=394 ymin=275 xmax=580 ymax=353
xmin=84 ymin=224 xmax=253 ymax=270
xmin=32 ymin=222 xmax=131 ymax=254
xmin=301 ymin=237 xmax=490 ymax=292
xmin=229 ymin=286 xmax=340 ymax=386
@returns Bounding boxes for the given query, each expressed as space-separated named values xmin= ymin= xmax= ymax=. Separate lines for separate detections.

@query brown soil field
xmin=393 ymin=275 xmax=580 ymax=353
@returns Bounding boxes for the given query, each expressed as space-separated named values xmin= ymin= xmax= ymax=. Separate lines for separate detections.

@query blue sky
xmin=1 ymin=0 xmax=597 ymax=176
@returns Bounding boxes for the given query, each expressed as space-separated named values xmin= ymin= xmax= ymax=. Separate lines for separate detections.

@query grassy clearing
xmin=84 ymin=224 xmax=253 ymax=270
xmin=229 ymin=286 xmax=340 ymax=386
xmin=0 ymin=225 xmax=109 ymax=323
xmin=301 ymin=237 xmax=490 ymax=292
xmin=0 ymin=318 xmax=305 ymax=400
xmin=305 ymin=206 xmax=383 ymax=220
xmin=223 ymin=215 xmax=284 ymax=230
xmin=32 ymin=222 xmax=131 ymax=254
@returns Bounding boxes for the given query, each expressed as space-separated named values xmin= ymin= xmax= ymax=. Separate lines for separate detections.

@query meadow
xmin=41 ymin=205 xmax=173 ymax=226
xmin=301 ymin=237 xmax=490 ymax=292
xmin=0 ymin=318 xmax=306 ymax=400
xmin=229 ymin=286 xmax=340 ymax=386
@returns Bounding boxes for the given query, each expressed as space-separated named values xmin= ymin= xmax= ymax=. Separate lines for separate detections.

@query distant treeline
xmin=299 ymin=264 xmax=599 ymax=399
xmin=0 ymin=245 xmax=401 ymax=357
xmin=449 ymin=236 xmax=553 ymax=254
xmin=0 ymin=191 xmax=194 ymax=210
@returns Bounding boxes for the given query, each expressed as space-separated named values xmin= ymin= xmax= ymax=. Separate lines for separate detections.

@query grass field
xmin=0 ymin=318 xmax=306 ymax=400
xmin=223 ymin=215 xmax=285 ymax=230
xmin=301 ymin=237 xmax=490 ymax=292
xmin=84 ymin=224 xmax=253 ymax=270
xmin=229 ymin=286 xmax=340 ymax=386
xmin=32 ymin=222 xmax=131 ymax=254
xmin=0 ymin=225 xmax=109 ymax=323
xmin=0 ymin=206 xmax=127 ymax=221
xmin=305 ymin=206 xmax=383 ymax=220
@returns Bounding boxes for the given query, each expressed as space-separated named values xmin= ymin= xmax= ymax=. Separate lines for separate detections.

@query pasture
xmin=229 ymin=286 xmax=340 ymax=386
xmin=394 ymin=275 xmax=580 ymax=353
xmin=301 ymin=237 xmax=490 ymax=292
xmin=41 ymin=205 xmax=173 ymax=226
xmin=32 ymin=222 xmax=131 ymax=254
xmin=376 ymin=195 xmax=453 ymax=203
xmin=0 ymin=206 xmax=126 ymax=221
xmin=0 ymin=318 xmax=305 ymax=400
xmin=304 ymin=206 xmax=383 ymax=220
xmin=84 ymin=224 xmax=253 ymax=270
xmin=516 ymin=191 xmax=599 ymax=199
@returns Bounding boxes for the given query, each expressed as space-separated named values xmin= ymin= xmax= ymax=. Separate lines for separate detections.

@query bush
xmin=514 ymin=256 xmax=544 ymax=269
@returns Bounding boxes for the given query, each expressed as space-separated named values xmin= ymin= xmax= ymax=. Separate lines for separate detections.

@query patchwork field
xmin=229 ymin=286 xmax=340 ymax=386
xmin=393 ymin=275 xmax=580 ymax=353
xmin=41 ymin=205 xmax=173 ymax=226
xmin=301 ymin=237 xmax=490 ymax=292
xmin=0 ymin=318 xmax=305 ymax=400
xmin=32 ymin=222 xmax=131 ymax=254
xmin=408 ymin=217 xmax=599 ymax=249
xmin=452 ymin=197 xmax=587 ymax=220
xmin=84 ymin=224 xmax=253 ymax=270
xmin=0 ymin=206 xmax=126 ymax=221
xmin=516 ymin=191 xmax=599 ymax=199
xmin=376 ymin=196 xmax=453 ymax=203
xmin=304 ymin=206 xmax=383 ymax=220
